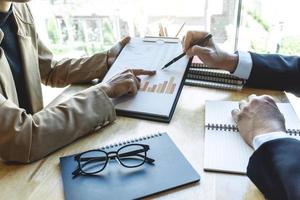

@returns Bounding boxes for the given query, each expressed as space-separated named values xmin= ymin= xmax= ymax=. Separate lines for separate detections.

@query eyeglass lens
xmin=118 ymin=145 xmax=147 ymax=167
xmin=78 ymin=144 xmax=149 ymax=175
xmin=79 ymin=150 xmax=107 ymax=174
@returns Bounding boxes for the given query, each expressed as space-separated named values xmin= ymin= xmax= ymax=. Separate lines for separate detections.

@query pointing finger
xmin=131 ymin=69 xmax=156 ymax=76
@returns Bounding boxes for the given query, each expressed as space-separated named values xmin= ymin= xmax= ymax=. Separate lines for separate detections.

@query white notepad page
xmin=286 ymin=92 xmax=300 ymax=121
xmin=204 ymin=100 xmax=300 ymax=174
xmin=102 ymin=38 xmax=189 ymax=117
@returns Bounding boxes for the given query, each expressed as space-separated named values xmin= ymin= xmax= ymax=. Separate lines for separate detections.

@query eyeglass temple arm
xmin=72 ymin=158 xmax=98 ymax=177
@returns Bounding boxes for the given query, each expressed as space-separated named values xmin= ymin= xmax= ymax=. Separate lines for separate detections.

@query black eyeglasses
xmin=72 ymin=144 xmax=155 ymax=177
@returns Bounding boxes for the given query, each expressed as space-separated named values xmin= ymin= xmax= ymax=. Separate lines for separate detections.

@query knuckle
xmin=125 ymin=73 xmax=133 ymax=78
xmin=128 ymin=78 xmax=135 ymax=85
xmin=263 ymin=95 xmax=275 ymax=103
xmin=250 ymin=98 xmax=260 ymax=105
xmin=241 ymin=106 xmax=250 ymax=113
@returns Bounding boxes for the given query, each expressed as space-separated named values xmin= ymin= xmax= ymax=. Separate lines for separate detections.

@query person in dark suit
xmin=183 ymin=31 xmax=300 ymax=200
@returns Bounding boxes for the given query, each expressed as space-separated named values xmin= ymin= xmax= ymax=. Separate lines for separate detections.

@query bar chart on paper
xmin=102 ymin=38 xmax=189 ymax=122
xmin=140 ymin=76 xmax=177 ymax=95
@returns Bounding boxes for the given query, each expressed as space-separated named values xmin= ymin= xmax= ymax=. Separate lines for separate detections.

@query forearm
xmin=247 ymin=138 xmax=300 ymax=200
xmin=38 ymin=39 xmax=109 ymax=87
xmin=247 ymin=53 xmax=300 ymax=92
xmin=233 ymin=52 xmax=300 ymax=94
xmin=0 ymin=85 xmax=116 ymax=163
xmin=42 ymin=52 xmax=109 ymax=87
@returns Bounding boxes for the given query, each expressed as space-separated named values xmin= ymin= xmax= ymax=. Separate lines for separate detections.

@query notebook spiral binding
xmin=99 ymin=133 xmax=163 ymax=150
xmin=184 ymin=79 xmax=244 ymax=91
xmin=187 ymin=74 xmax=244 ymax=85
xmin=188 ymin=68 xmax=245 ymax=81
xmin=190 ymin=62 xmax=207 ymax=68
xmin=206 ymin=123 xmax=300 ymax=136
xmin=286 ymin=129 xmax=300 ymax=136
xmin=206 ymin=123 xmax=239 ymax=132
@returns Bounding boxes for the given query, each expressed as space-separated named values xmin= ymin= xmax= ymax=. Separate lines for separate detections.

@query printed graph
xmin=140 ymin=76 xmax=177 ymax=94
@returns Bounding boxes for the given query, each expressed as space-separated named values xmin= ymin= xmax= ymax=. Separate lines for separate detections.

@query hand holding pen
xmin=182 ymin=31 xmax=239 ymax=72
xmin=162 ymin=33 xmax=212 ymax=69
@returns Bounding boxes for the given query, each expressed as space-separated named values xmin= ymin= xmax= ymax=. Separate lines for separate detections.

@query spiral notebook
xmin=185 ymin=57 xmax=245 ymax=90
xmin=204 ymin=101 xmax=300 ymax=174
xmin=60 ymin=133 xmax=200 ymax=200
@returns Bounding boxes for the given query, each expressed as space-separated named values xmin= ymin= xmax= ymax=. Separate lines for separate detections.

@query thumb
xmin=191 ymin=45 xmax=211 ymax=55
xmin=231 ymin=109 xmax=240 ymax=123
xmin=120 ymin=36 xmax=131 ymax=47
xmin=186 ymin=45 xmax=210 ymax=57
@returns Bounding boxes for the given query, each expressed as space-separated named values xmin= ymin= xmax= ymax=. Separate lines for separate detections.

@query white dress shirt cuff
xmin=232 ymin=51 xmax=253 ymax=80
xmin=252 ymin=131 xmax=290 ymax=150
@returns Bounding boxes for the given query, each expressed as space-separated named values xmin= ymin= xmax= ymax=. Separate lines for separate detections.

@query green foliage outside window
xmin=47 ymin=18 xmax=60 ymax=44
xmin=279 ymin=35 xmax=300 ymax=55
xmin=46 ymin=17 xmax=116 ymax=57
xmin=102 ymin=18 xmax=116 ymax=46
xmin=246 ymin=10 xmax=270 ymax=32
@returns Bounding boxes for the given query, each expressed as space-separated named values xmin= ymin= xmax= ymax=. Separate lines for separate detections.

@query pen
xmin=161 ymin=33 xmax=212 ymax=70
xmin=175 ymin=22 xmax=186 ymax=38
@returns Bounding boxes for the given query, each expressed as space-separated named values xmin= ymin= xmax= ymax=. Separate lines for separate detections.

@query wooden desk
xmin=0 ymin=85 xmax=287 ymax=200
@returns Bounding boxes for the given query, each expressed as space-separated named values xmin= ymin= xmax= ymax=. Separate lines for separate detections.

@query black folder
xmin=60 ymin=133 xmax=200 ymax=200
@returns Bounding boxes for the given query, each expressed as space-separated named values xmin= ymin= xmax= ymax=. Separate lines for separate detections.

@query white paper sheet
xmin=102 ymin=38 xmax=189 ymax=118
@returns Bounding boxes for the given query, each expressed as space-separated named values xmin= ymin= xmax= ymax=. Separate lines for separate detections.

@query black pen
xmin=161 ymin=33 xmax=212 ymax=70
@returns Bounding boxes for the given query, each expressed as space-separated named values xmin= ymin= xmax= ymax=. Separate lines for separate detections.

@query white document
xmin=102 ymin=38 xmax=189 ymax=120
xmin=286 ymin=92 xmax=300 ymax=120
xmin=204 ymin=100 xmax=300 ymax=174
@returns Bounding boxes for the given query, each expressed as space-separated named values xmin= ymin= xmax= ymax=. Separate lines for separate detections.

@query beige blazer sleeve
xmin=0 ymin=34 xmax=118 ymax=163
xmin=0 ymin=85 xmax=116 ymax=163
xmin=38 ymin=38 xmax=110 ymax=87
xmin=0 ymin=3 xmax=117 ymax=163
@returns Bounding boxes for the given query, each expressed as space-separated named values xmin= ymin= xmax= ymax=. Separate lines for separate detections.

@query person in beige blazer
xmin=0 ymin=1 xmax=155 ymax=163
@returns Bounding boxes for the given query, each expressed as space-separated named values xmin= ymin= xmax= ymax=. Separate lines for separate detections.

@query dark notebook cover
xmin=60 ymin=133 xmax=200 ymax=200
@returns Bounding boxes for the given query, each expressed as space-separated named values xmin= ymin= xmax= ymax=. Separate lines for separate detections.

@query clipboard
xmin=102 ymin=37 xmax=191 ymax=123
xmin=143 ymin=36 xmax=180 ymax=43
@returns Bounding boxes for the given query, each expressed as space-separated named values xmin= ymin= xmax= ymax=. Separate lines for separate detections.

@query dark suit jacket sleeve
xmin=246 ymin=52 xmax=300 ymax=95
xmin=247 ymin=138 xmax=300 ymax=200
